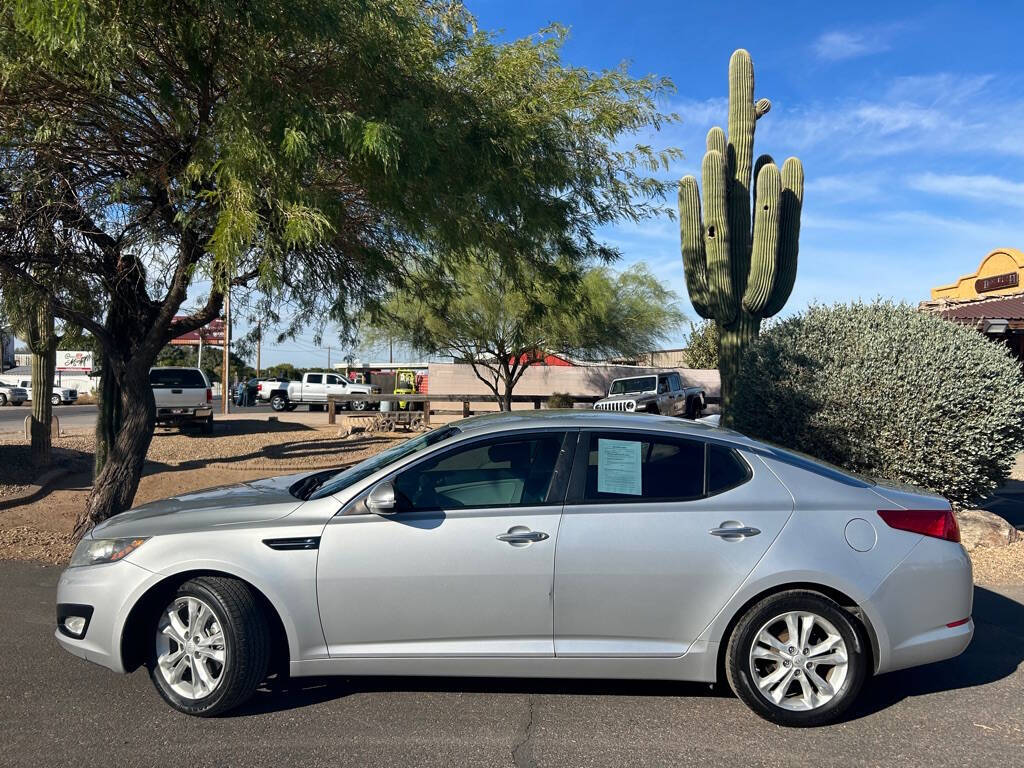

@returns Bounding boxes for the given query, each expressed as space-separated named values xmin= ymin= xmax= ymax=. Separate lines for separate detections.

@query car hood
xmin=90 ymin=472 xmax=311 ymax=538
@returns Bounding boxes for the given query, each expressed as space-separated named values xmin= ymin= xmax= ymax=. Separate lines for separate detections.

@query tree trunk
xmin=26 ymin=302 xmax=58 ymax=468
xmin=718 ymin=312 xmax=761 ymax=425
xmin=74 ymin=363 xmax=155 ymax=538
xmin=93 ymin=349 xmax=122 ymax=479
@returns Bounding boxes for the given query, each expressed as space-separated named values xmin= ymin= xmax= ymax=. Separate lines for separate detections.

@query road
xmin=0 ymin=399 xmax=282 ymax=435
xmin=2 ymin=561 xmax=1022 ymax=768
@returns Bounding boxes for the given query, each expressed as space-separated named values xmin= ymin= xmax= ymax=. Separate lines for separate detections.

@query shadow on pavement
xmin=234 ymin=676 xmax=726 ymax=717
xmin=848 ymin=586 xmax=1024 ymax=720
xmin=229 ymin=586 xmax=1023 ymax=720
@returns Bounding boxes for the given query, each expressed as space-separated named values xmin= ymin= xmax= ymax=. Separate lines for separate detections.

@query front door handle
xmin=709 ymin=525 xmax=761 ymax=539
xmin=496 ymin=529 xmax=549 ymax=545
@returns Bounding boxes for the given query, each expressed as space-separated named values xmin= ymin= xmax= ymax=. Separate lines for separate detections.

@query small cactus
xmin=679 ymin=49 xmax=803 ymax=419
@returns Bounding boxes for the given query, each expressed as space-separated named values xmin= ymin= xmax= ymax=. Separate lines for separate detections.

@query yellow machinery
xmin=394 ymin=369 xmax=417 ymax=410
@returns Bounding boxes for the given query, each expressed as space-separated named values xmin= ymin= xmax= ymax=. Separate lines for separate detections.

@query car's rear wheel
xmin=725 ymin=590 xmax=867 ymax=727
xmin=148 ymin=577 xmax=269 ymax=716
xmin=0 ymin=393 xmax=6 ymax=406
xmin=350 ymin=400 xmax=368 ymax=411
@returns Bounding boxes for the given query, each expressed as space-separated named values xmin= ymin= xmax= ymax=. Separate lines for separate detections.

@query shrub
xmin=682 ymin=319 xmax=719 ymax=369
xmin=546 ymin=392 xmax=575 ymax=409
xmin=732 ymin=300 xmax=1024 ymax=507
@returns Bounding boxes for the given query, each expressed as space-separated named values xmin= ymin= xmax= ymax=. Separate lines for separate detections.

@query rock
xmin=956 ymin=509 xmax=1020 ymax=552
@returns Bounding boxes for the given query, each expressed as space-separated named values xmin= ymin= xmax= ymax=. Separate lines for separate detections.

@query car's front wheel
xmin=51 ymin=394 xmax=62 ymax=407
xmin=725 ymin=590 xmax=867 ymax=727
xmin=270 ymin=394 xmax=287 ymax=411
xmin=148 ymin=576 xmax=269 ymax=716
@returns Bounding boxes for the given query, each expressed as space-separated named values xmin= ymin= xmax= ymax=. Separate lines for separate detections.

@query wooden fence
xmin=326 ymin=392 xmax=603 ymax=425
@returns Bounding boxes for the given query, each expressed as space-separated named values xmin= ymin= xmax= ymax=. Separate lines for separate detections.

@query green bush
xmin=732 ymin=300 xmax=1024 ymax=507
xmin=546 ymin=392 xmax=575 ymax=409
xmin=683 ymin=319 xmax=719 ymax=369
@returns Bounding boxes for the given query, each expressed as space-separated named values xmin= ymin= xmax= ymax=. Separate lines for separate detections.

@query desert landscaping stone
xmin=956 ymin=509 xmax=1021 ymax=552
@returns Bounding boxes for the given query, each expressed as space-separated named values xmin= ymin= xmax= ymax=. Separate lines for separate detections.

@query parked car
xmin=265 ymin=371 xmax=377 ymax=412
xmin=55 ymin=411 xmax=972 ymax=725
xmin=594 ymin=372 xmax=705 ymax=418
xmin=1 ymin=377 xmax=77 ymax=406
xmin=150 ymin=367 xmax=213 ymax=433
xmin=256 ymin=376 xmax=291 ymax=402
xmin=0 ymin=382 xmax=28 ymax=406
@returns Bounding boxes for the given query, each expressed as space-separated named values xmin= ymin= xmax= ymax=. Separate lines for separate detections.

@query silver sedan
xmin=55 ymin=411 xmax=973 ymax=726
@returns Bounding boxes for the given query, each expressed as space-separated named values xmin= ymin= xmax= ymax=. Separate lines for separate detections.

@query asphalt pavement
xmin=2 ymin=560 xmax=1022 ymax=767
xmin=0 ymin=403 xmax=99 ymax=434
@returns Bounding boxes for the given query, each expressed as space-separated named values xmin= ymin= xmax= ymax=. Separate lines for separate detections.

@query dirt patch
xmin=971 ymin=540 xmax=1024 ymax=586
xmin=0 ymin=427 xmax=405 ymax=562
xmin=0 ymin=436 xmax=93 ymax=498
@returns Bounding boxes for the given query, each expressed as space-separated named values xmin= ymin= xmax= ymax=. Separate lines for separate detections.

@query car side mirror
xmin=366 ymin=481 xmax=397 ymax=514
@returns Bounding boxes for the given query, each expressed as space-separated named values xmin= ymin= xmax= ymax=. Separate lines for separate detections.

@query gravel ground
xmin=972 ymin=540 xmax=1024 ymax=586
xmin=0 ymin=435 xmax=93 ymax=498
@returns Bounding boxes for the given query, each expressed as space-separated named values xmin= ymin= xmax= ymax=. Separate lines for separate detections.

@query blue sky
xmin=318 ymin=0 xmax=1024 ymax=366
xmin=40 ymin=1 xmax=1024 ymax=369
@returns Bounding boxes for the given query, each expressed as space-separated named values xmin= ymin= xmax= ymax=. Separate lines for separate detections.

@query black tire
xmin=147 ymin=576 xmax=269 ymax=716
xmin=0 ymin=394 xmax=6 ymax=406
xmin=270 ymin=393 xmax=287 ymax=412
xmin=202 ymin=415 xmax=214 ymax=435
xmin=13 ymin=400 xmax=22 ymax=406
xmin=725 ymin=590 xmax=868 ymax=727
xmin=350 ymin=400 xmax=367 ymax=411
xmin=51 ymin=394 xmax=62 ymax=407
xmin=286 ymin=403 xmax=298 ymax=411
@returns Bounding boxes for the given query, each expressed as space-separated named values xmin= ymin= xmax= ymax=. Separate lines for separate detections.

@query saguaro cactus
xmin=679 ymin=49 xmax=803 ymax=418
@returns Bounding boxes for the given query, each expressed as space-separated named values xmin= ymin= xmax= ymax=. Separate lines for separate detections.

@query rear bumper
xmin=867 ymin=536 xmax=974 ymax=673
xmin=155 ymin=406 xmax=212 ymax=423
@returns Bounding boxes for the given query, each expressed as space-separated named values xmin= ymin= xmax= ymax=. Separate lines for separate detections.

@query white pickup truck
xmin=150 ymin=367 xmax=213 ymax=433
xmin=266 ymin=371 xmax=376 ymax=412
xmin=1 ymin=376 xmax=77 ymax=406
xmin=0 ymin=382 xmax=28 ymax=406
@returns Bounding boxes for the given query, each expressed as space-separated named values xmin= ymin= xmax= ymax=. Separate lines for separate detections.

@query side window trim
xmin=369 ymin=428 xmax=578 ymax=513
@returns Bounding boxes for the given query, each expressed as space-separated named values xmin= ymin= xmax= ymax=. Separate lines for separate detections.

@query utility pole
xmin=256 ymin=322 xmax=261 ymax=379
xmin=222 ymin=287 xmax=230 ymax=415
xmin=326 ymin=345 xmax=331 ymax=370
xmin=197 ymin=332 xmax=203 ymax=370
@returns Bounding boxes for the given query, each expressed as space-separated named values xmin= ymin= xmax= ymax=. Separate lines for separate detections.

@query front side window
xmin=580 ymin=432 xmax=704 ymax=502
xmin=392 ymin=433 xmax=565 ymax=510
xmin=325 ymin=375 xmax=341 ymax=385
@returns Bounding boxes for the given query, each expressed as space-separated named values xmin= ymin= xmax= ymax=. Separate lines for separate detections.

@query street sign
xmin=170 ymin=317 xmax=226 ymax=346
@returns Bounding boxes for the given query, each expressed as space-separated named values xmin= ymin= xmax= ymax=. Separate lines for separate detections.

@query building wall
xmin=426 ymin=362 xmax=720 ymax=412
xmin=931 ymin=248 xmax=1024 ymax=300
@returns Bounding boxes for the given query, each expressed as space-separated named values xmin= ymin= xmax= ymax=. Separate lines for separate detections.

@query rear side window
xmin=150 ymin=369 xmax=206 ymax=388
xmin=706 ymin=443 xmax=752 ymax=495
xmin=306 ymin=374 xmax=323 ymax=384
xmin=581 ymin=432 xmax=704 ymax=502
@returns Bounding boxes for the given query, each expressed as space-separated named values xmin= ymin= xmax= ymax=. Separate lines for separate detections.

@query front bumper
xmin=54 ymin=559 xmax=155 ymax=673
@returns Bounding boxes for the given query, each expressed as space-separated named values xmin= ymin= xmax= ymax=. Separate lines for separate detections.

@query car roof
xmin=452 ymin=409 xmax=760 ymax=449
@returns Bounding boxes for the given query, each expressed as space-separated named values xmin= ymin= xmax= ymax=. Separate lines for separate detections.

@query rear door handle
xmin=496 ymin=530 xmax=549 ymax=544
xmin=709 ymin=526 xmax=761 ymax=538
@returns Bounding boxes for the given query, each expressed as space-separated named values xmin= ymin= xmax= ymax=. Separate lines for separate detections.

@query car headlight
xmin=69 ymin=537 xmax=149 ymax=567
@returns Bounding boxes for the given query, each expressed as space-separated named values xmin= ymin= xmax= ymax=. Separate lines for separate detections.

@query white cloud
xmin=906 ymin=172 xmax=1024 ymax=206
xmin=813 ymin=30 xmax=891 ymax=61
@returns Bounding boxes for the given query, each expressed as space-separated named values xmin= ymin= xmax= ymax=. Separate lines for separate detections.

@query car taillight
xmin=877 ymin=508 xmax=960 ymax=543
xmin=258 ymin=383 xmax=263 ymax=392
xmin=206 ymin=388 xmax=212 ymax=403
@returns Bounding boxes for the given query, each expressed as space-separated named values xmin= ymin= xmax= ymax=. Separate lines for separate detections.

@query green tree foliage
xmin=682 ymin=320 xmax=719 ymax=369
xmin=375 ymin=258 xmax=685 ymax=409
xmin=0 ymin=0 xmax=679 ymax=534
xmin=732 ymin=301 xmax=1024 ymax=508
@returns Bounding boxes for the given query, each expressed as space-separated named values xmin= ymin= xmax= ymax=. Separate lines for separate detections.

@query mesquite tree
xmin=678 ymin=49 xmax=804 ymax=418
xmin=0 ymin=1 xmax=679 ymax=536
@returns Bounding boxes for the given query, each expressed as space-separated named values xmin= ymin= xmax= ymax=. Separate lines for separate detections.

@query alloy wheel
xmin=155 ymin=596 xmax=228 ymax=700
xmin=748 ymin=611 xmax=849 ymax=711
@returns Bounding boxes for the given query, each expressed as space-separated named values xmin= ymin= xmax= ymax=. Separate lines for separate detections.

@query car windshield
xmin=307 ymin=426 xmax=460 ymax=500
xmin=610 ymin=376 xmax=656 ymax=395
xmin=150 ymin=369 xmax=206 ymax=388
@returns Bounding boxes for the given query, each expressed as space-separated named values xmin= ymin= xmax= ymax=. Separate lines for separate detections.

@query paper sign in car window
xmin=597 ymin=438 xmax=642 ymax=495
